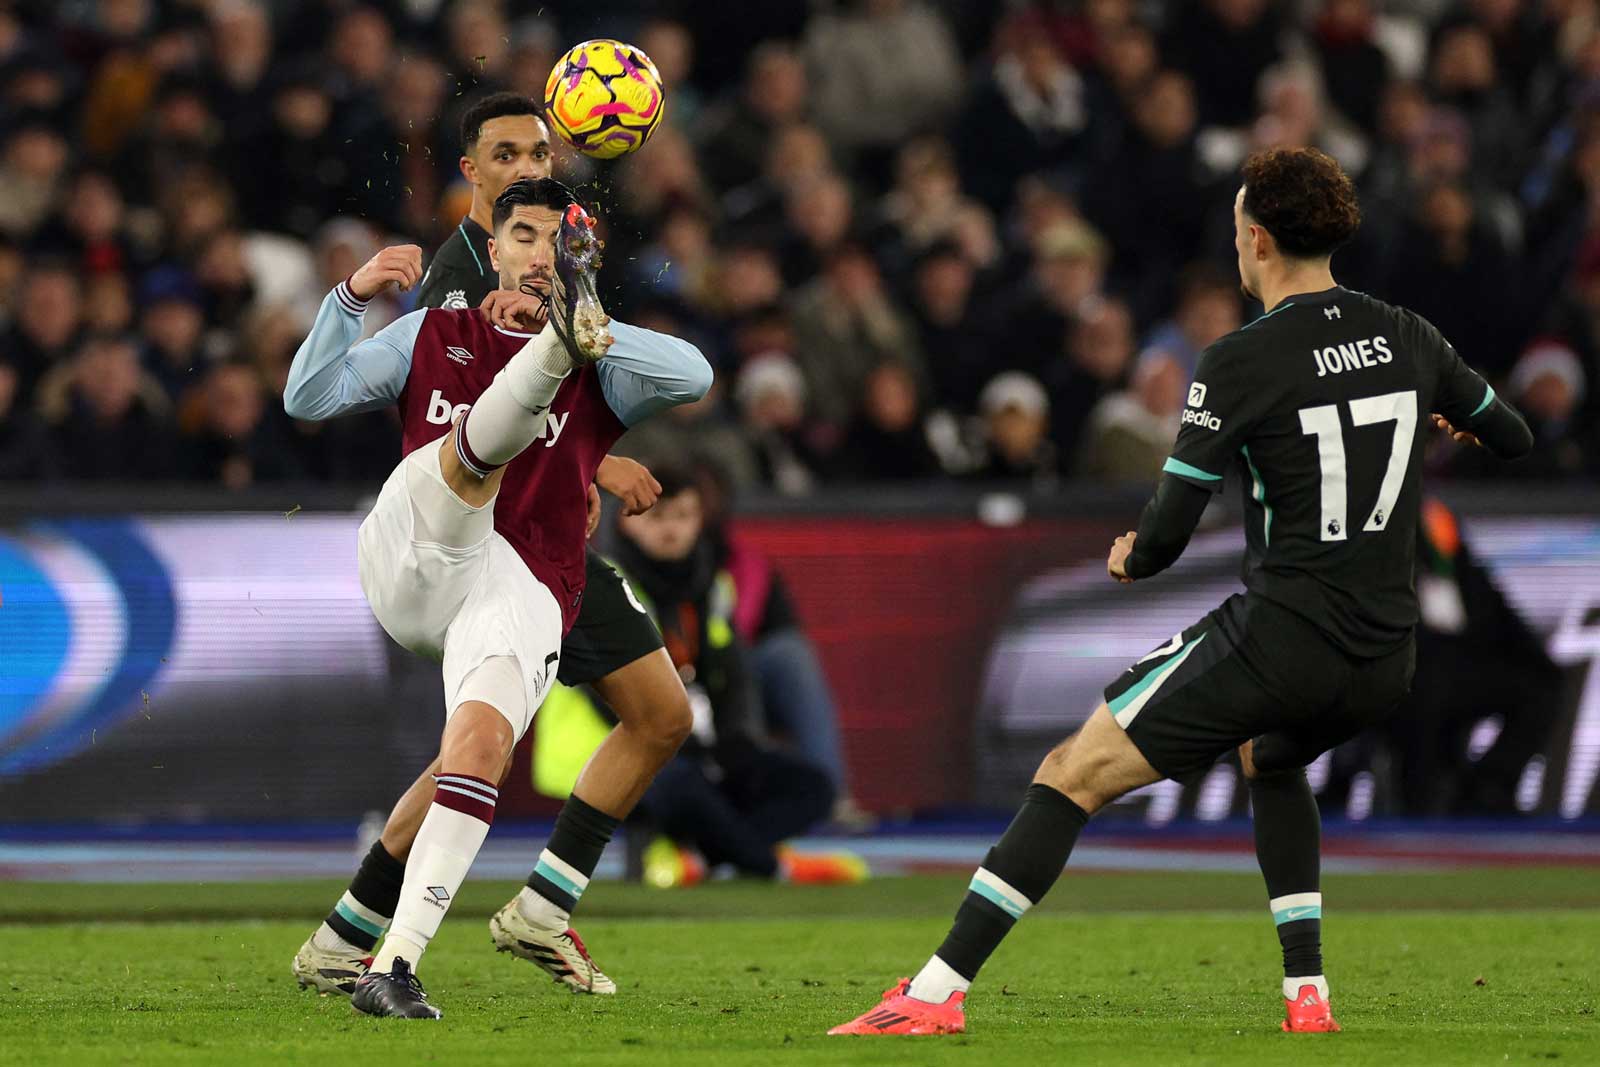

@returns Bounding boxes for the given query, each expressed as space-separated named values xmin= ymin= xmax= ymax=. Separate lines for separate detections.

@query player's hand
xmin=479 ymin=289 xmax=548 ymax=331
xmin=348 ymin=245 xmax=422 ymax=301
xmin=1108 ymin=531 xmax=1137 ymax=584
xmin=585 ymin=483 xmax=602 ymax=540
xmin=596 ymin=455 xmax=662 ymax=516
xmin=1431 ymin=413 xmax=1482 ymax=448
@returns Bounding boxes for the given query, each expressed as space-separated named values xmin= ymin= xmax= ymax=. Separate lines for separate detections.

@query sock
xmin=457 ymin=328 xmax=572 ymax=474
xmin=1284 ymin=974 xmax=1330 ymax=1001
xmin=1250 ymin=770 xmax=1324 ymax=980
xmin=316 ymin=840 xmax=406 ymax=952
xmin=372 ymin=773 xmax=498 ymax=973
xmin=519 ymin=794 xmax=621 ymax=928
xmin=910 ymin=783 xmax=1088 ymax=1002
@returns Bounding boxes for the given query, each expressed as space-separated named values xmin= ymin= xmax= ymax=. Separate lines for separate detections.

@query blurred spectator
xmin=1429 ymin=21 xmax=1523 ymax=184
xmin=139 ymin=266 xmax=210 ymax=401
xmin=908 ymin=240 xmax=993 ymax=414
xmin=45 ymin=334 xmax=177 ymax=480
xmin=639 ymin=20 xmax=701 ymax=130
xmin=1476 ymin=340 xmax=1597 ymax=478
xmin=115 ymin=75 xmax=222 ymax=209
xmin=734 ymin=353 xmax=822 ymax=496
xmin=1312 ymin=0 xmax=1390 ymax=133
xmin=958 ymin=33 xmax=1093 ymax=212
xmin=789 ymin=242 xmax=926 ymax=429
xmin=1078 ymin=354 xmax=1186 ymax=483
xmin=83 ymin=270 xmax=134 ymax=336
xmin=39 ymin=169 xmax=134 ymax=277
xmin=696 ymin=42 xmax=809 ymax=194
xmin=712 ymin=240 xmax=786 ymax=321
xmin=1046 ymin=295 xmax=1137 ymax=458
xmin=875 ymin=136 xmax=1000 ymax=281
xmin=206 ymin=0 xmax=272 ymax=126
xmin=1164 ymin=0 xmax=1285 ymax=128
xmin=0 ymin=113 xmax=70 ymax=238
xmin=802 ymin=0 xmax=962 ymax=173
xmin=0 ymin=357 xmax=51 ymax=479
xmin=1136 ymin=263 xmax=1243 ymax=380
xmin=181 ymin=361 xmax=303 ymax=488
xmin=231 ymin=65 xmax=348 ymax=239
xmin=7 ymin=261 xmax=82 ymax=395
xmin=778 ymin=171 xmax=855 ymax=285
xmin=1000 ymin=218 xmax=1109 ymax=379
xmin=970 ymin=371 xmax=1059 ymax=487
xmin=723 ymin=122 xmax=835 ymax=233
xmin=835 ymin=361 xmax=942 ymax=482
xmin=614 ymin=467 xmax=840 ymax=882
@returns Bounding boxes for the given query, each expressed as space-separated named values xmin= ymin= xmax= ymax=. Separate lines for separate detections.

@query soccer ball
xmin=544 ymin=39 xmax=666 ymax=160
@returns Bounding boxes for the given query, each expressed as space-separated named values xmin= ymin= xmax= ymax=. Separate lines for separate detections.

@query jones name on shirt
xmin=1313 ymin=336 xmax=1393 ymax=377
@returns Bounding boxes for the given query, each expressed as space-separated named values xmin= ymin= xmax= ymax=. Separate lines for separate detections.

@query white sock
xmin=515 ymin=884 xmax=569 ymax=931
xmin=1283 ymin=975 xmax=1330 ymax=1001
xmin=907 ymin=954 xmax=970 ymax=1004
xmin=372 ymin=773 xmax=499 ymax=973
xmin=458 ymin=328 xmax=571 ymax=472
xmin=312 ymin=921 xmax=366 ymax=954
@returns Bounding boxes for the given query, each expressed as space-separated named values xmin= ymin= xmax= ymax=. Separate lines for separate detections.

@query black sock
xmin=1250 ymin=769 xmax=1323 ymax=979
xmin=526 ymin=794 xmax=621 ymax=914
xmin=934 ymin=783 xmax=1089 ymax=980
xmin=324 ymin=840 xmax=406 ymax=951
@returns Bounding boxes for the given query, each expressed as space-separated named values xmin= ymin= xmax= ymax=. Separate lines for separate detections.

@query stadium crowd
xmin=2 ymin=0 xmax=1598 ymax=491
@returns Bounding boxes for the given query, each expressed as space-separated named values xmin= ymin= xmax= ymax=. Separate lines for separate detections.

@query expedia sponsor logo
xmin=1181 ymin=407 xmax=1222 ymax=431
xmin=1187 ymin=382 xmax=1207 ymax=408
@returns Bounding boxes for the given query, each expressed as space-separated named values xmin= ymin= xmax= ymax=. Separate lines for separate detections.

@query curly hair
xmin=1240 ymin=148 xmax=1361 ymax=259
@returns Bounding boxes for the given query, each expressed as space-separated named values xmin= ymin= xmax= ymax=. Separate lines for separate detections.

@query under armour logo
xmin=1324 ymin=306 xmax=1341 ymax=320
xmin=445 ymin=346 xmax=474 ymax=365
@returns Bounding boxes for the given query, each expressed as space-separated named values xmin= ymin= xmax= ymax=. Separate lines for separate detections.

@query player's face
xmin=467 ymin=115 xmax=553 ymax=197
xmin=488 ymin=205 xmax=563 ymax=296
xmin=1233 ymin=186 xmax=1260 ymax=301
xmin=620 ymin=489 xmax=703 ymax=562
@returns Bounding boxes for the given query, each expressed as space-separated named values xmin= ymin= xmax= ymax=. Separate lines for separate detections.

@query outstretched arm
xmin=283 ymin=245 xmax=424 ymax=421
xmin=596 ymin=321 xmax=714 ymax=427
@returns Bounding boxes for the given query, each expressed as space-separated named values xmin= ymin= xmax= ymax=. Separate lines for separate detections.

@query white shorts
xmin=357 ymin=441 xmax=562 ymax=741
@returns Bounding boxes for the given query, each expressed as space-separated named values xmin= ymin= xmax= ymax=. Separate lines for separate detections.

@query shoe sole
xmin=291 ymin=956 xmax=362 ymax=997
xmin=552 ymin=228 xmax=609 ymax=365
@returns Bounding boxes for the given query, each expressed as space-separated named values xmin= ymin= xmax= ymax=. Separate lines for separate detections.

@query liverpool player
xmin=293 ymin=95 xmax=694 ymax=1003
xmin=284 ymin=177 xmax=711 ymax=1018
xmin=829 ymin=148 xmax=1532 ymax=1037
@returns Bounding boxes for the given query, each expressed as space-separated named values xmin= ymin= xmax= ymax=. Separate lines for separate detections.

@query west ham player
xmin=283 ymin=176 xmax=711 ymax=1018
xmin=293 ymin=96 xmax=695 ymax=1003
xmin=830 ymin=147 xmax=1533 ymax=1037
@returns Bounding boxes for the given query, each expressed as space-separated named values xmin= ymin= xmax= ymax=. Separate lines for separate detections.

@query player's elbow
xmin=281 ymin=386 xmax=318 ymax=422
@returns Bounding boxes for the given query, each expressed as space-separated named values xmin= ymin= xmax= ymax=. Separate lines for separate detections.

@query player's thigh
xmin=1103 ymin=596 xmax=1314 ymax=785
xmin=358 ymin=443 xmax=496 ymax=658
xmin=442 ymin=535 xmax=565 ymax=743
xmin=555 ymin=551 xmax=665 ymax=687
xmin=1254 ymin=635 xmax=1415 ymax=775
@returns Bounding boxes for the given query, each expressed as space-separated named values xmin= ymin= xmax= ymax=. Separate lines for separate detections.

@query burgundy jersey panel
xmin=396 ymin=309 xmax=626 ymax=630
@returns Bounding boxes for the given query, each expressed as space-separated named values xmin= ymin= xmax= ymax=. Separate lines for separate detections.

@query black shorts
xmin=1103 ymin=594 xmax=1415 ymax=784
xmin=556 ymin=549 xmax=664 ymax=686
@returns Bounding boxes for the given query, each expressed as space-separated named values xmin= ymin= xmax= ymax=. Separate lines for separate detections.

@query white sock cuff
xmin=1284 ymin=975 xmax=1329 ymax=1000
xmin=969 ymin=867 xmax=1033 ymax=920
xmin=1270 ymin=892 xmax=1322 ymax=925
xmin=907 ymin=955 xmax=971 ymax=1004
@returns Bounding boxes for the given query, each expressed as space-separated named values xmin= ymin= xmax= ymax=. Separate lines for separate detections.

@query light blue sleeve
xmin=282 ymin=284 xmax=423 ymax=421
xmin=596 ymin=321 xmax=714 ymax=428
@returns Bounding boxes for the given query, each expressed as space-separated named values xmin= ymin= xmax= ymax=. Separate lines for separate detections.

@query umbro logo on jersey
xmin=425 ymin=389 xmax=569 ymax=446
xmin=1181 ymin=407 xmax=1222 ymax=431
xmin=445 ymin=346 xmax=474 ymax=365
xmin=1187 ymin=383 xmax=1207 ymax=408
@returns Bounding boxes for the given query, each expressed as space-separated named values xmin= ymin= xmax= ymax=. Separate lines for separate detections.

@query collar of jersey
xmin=460 ymin=216 xmax=493 ymax=277
xmin=1270 ymin=285 xmax=1345 ymax=312
xmin=493 ymin=325 xmax=538 ymax=338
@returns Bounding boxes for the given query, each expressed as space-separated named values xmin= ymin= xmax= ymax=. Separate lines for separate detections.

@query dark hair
xmin=1240 ymin=147 xmax=1361 ymax=259
xmin=492 ymin=177 xmax=578 ymax=231
xmin=645 ymin=459 xmax=698 ymax=500
xmin=460 ymin=92 xmax=544 ymax=155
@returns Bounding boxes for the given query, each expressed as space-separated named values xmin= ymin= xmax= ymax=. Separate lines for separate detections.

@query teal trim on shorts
xmin=1163 ymin=457 xmax=1222 ymax=482
xmin=1109 ymin=634 xmax=1204 ymax=717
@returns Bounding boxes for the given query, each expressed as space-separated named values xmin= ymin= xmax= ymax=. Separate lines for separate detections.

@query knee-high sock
xmin=457 ymin=327 xmax=572 ymax=475
xmin=373 ymin=774 xmax=498 ymax=973
xmin=908 ymin=783 xmax=1089 ymax=1003
xmin=1250 ymin=769 xmax=1324 ymax=991
xmin=518 ymin=794 xmax=621 ymax=929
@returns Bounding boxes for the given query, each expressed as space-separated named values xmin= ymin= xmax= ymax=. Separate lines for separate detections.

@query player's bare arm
xmin=1107 ymin=531 xmax=1136 ymax=584
xmin=597 ymin=455 xmax=662 ymax=516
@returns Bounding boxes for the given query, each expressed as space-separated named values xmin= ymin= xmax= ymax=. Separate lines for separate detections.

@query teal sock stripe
xmin=334 ymin=900 xmax=386 ymax=939
xmin=967 ymin=876 xmax=1025 ymax=920
xmin=1272 ymin=903 xmax=1322 ymax=925
xmin=534 ymin=858 xmax=585 ymax=901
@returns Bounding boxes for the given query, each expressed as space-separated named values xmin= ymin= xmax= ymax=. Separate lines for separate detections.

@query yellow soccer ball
xmin=544 ymin=39 xmax=666 ymax=160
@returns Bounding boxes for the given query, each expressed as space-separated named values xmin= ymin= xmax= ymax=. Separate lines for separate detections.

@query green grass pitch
xmin=2 ymin=869 xmax=1596 ymax=1065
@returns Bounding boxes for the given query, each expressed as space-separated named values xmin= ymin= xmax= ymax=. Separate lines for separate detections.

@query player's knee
xmin=442 ymin=702 xmax=515 ymax=778
xmin=647 ymin=688 xmax=694 ymax=753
